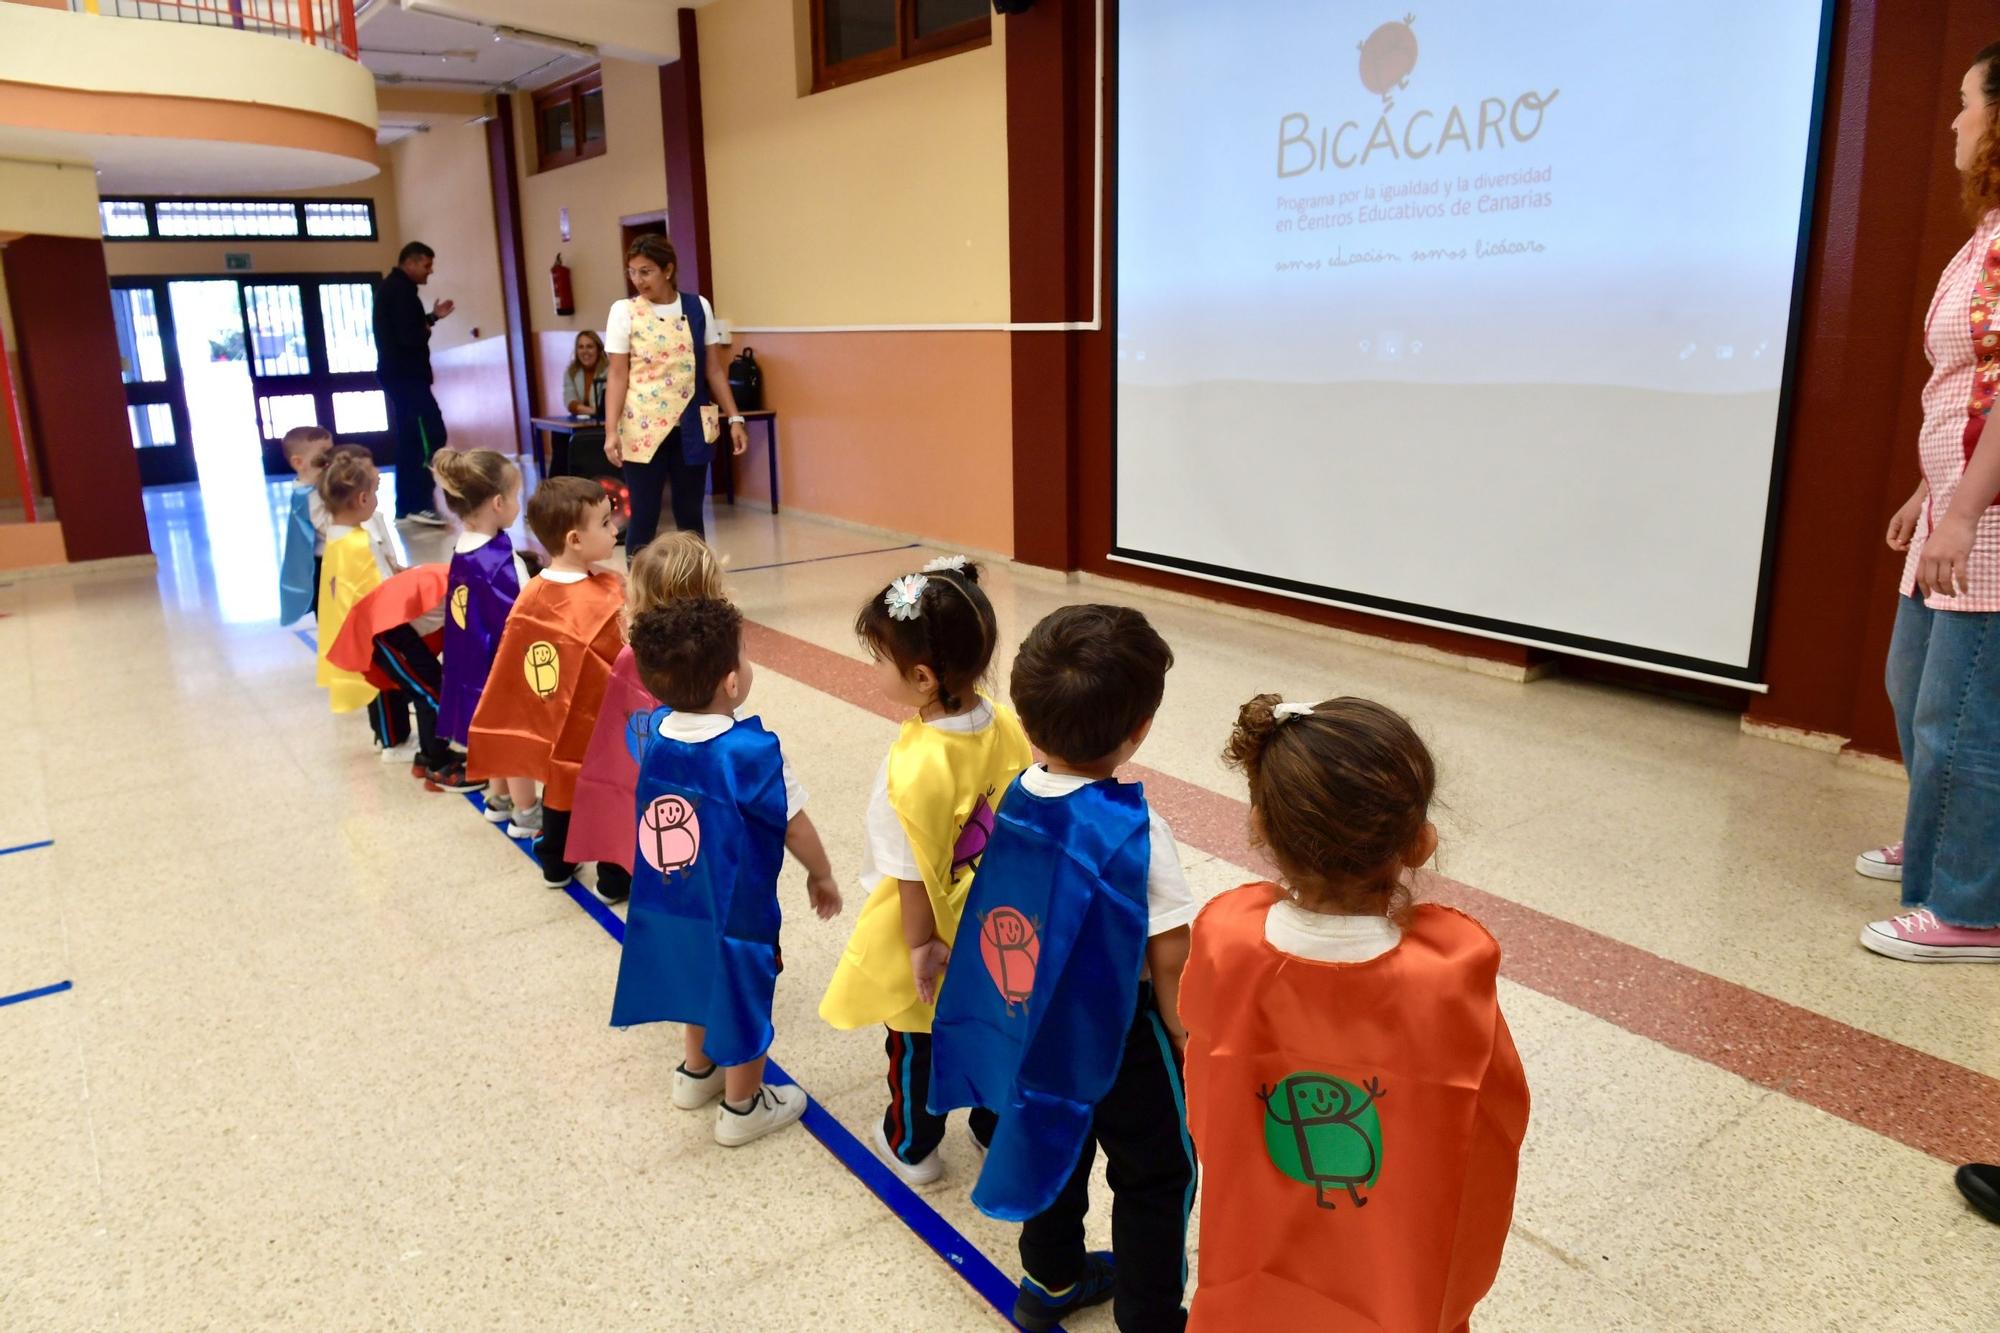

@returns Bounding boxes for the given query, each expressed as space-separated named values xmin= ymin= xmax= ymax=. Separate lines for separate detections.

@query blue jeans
xmin=1886 ymin=594 xmax=2000 ymax=926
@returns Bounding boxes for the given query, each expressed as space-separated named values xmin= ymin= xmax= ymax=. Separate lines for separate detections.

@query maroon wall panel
xmin=2 ymin=236 xmax=150 ymax=563
xmin=487 ymin=94 xmax=536 ymax=461
xmin=660 ymin=7 xmax=713 ymax=302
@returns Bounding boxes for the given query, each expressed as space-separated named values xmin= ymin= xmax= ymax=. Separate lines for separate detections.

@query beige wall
xmin=697 ymin=0 xmax=1010 ymax=326
xmin=513 ymin=57 xmax=669 ymax=339
xmin=103 ymin=160 xmax=401 ymax=279
xmin=386 ymin=115 xmax=514 ymax=454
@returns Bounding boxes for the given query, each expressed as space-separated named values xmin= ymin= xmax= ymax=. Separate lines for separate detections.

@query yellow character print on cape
xmin=449 ymin=584 xmax=470 ymax=630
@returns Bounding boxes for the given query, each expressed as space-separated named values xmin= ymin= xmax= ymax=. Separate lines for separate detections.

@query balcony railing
xmin=68 ymin=1 xmax=360 ymax=61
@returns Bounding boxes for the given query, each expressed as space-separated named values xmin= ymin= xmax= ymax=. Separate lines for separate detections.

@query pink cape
xmin=564 ymin=646 xmax=658 ymax=871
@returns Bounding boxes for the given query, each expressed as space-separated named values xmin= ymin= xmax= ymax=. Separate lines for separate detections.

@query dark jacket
xmin=374 ymin=267 xmax=434 ymax=387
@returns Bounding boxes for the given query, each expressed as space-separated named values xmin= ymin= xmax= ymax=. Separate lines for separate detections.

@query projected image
xmin=1114 ymin=0 xmax=1830 ymax=679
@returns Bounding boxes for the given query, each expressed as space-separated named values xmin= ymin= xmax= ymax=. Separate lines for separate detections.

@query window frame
xmin=810 ymin=0 xmax=992 ymax=94
xmin=98 ymin=197 xmax=379 ymax=243
xmin=532 ymin=67 xmax=609 ymax=173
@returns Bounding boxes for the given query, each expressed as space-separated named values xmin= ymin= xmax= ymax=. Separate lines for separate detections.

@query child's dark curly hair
xmin=630 ymin=598 xmax=743 ymax=710
xmin=1224 ymin=693 xmax=1436 ymax=915
xmin=854 ymin=561 xmax=997 ymax=713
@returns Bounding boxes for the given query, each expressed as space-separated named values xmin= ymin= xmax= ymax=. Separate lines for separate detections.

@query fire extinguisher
xmin=551 ymin=254 xmax=575 ymax=317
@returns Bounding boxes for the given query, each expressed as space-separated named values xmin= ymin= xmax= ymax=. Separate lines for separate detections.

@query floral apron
xmin=615 ymin=294 xmax=713 ymax=466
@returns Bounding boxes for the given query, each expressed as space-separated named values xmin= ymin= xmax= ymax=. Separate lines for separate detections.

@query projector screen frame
xmin=1107 ymin=0 xmax=1839 ymax=688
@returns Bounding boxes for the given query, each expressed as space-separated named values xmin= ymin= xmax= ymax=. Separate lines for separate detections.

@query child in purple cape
xmin=434 ymin=449 xmax=533 ymax=806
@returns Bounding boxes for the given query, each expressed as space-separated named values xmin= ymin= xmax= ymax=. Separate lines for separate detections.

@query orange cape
xmin=1181 ymin=886 xmax=1529 ymax=1332
xmin=464 ymin=570 xmax=624 ymax=809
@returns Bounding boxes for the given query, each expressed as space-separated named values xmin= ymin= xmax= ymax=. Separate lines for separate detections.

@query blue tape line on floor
xmin=731 ymin=543 xmax=923 ymax=575
xmin=295 ymin=629 xmax=318 ymax=651
xmin=0 ymin=979 xmax=72 ymax=1010
xmin=456 ymin=789 xmax=1037 ymax=1328
xmin=0 ymin=838 xmax=53 ymax=858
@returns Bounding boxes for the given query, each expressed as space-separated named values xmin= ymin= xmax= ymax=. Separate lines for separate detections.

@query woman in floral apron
xmin=601 ymin=235 xmax=750 ymax=547
xmin=1855 ymin=41 xmax=2000 ymax=965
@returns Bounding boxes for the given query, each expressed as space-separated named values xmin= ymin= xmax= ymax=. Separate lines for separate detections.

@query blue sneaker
xmin=1013 ymin=1251 xmax=1115 ymax=1332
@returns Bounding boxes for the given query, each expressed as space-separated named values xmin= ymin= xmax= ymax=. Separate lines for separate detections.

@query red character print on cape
xmin=1358 ymin=14 xmax=1418 ymax=110
xmin=951 ymin=793 xmax=996 ymax=876
xmin=979 ymin=906 xmax=1041 ymax=1012
xmin=639 ymin=794 xmax=701 ymax=875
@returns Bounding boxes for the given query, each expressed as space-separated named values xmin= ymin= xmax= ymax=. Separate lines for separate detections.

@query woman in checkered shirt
xmin=1857 ymin=41 xmax=2000 ymax=965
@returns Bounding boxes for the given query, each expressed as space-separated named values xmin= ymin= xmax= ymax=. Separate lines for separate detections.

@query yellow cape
xmin=315 ymin=528 xmax=382 ymax=714
xmin=820 ymin=698 xmax=1032 ymax=1033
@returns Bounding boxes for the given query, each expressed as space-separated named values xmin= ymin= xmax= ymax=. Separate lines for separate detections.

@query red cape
xmin=464 ymin=570 xmax=625 ymax=810
xmin=325 ymin=564 xmax=449 ymax=692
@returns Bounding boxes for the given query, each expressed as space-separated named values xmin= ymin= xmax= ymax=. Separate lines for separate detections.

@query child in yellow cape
xmin=820 ymin=557 xmax=1032 ymax=1186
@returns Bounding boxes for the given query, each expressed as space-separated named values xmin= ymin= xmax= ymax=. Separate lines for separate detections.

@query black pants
xmin=623 ymin=428 xmax=709 ymax=549
xmin=310 ymin=555 xmax=323 ymax=616
xmin=383 ymin=378 xmax=447 ymax=518
xmin=1019 ymin=984 xmax=1195 ymax=1333
xmin=883 ymin=1029 xmax=999 ymax=1165
xmin=366 ymin=623 xmax=452 ymax=770
xmin=531 ymin=803 xmax=632 ymax=897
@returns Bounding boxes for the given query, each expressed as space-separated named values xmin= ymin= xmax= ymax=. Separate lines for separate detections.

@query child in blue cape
xmin=929 ymin=604 xmax=1199 ymax=1333
xmin=612 ymin=597 xmax=844 ymax=1147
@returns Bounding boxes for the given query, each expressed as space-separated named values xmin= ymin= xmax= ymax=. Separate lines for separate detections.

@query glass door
xmin=110 ymin=281 xmax=197 ymax=486
xmin=239 ymin=276 xmax=393 ymax=474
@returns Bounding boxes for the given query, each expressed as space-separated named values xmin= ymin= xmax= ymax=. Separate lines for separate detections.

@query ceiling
xmin=356 ymin=2 xmax=596 ymax=97
xmin=0 ymin=127 xmax=376 ymax=193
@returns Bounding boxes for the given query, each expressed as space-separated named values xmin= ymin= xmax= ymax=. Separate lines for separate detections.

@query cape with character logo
xmin=464 ymin=569 xmax=624 ymax=808
xmin=819 ymin=697 xmax=1033 ymax=1034
xmin=438 ymin=531 xmax=523 ymax=747
xmin=1180 ymin=885 xmax=1529 ymax=1332
xmin=928 ymin=774 xmax=1153 ymax=1221
xmin=609 ymin=707 xmax=788 ymax=1066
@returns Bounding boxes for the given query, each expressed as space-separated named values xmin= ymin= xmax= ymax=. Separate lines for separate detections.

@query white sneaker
xmin=403 ymin=509 xmax=448 ymax=527
xmin=505 ymin=802 xmax=544 ymax=840
xmin=481 ymin=794 xmax=515 ymax=824
xmin=713 ymin=1083 xmax=808 ymax=1147
xmin=379 ymin=739 xmax=418 ymax=766
xmin=872 ymin=1117 xmax=943 ymax=1186
xmin=1855 ymin=842 xmax=1904 ymax=882
xmin=671 ymin=1061 xmax=725 ymax=1111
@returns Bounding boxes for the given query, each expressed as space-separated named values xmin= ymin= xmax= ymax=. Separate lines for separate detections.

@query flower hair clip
xmin=922 ymin=554 xmax=968 ymax=575
xmin=1272 ymin=701 xmax=1318 ymax=723
xmin=884 ymin=573 xmax=929 ymax=622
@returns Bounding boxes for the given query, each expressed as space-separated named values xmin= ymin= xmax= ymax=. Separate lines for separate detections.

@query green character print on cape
xmin=1260 ymin=1072 xmax=1387 ymax=1210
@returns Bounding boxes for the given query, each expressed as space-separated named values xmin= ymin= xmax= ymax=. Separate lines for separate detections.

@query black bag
xmin=728 ymin=347 xmax=763 ymax=412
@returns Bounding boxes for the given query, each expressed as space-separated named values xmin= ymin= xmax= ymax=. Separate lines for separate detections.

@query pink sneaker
xmin=1859 ymin=908 xmax=2000 ymax=962
xmin=1855 ymin=842 xmax=1904 ymax=882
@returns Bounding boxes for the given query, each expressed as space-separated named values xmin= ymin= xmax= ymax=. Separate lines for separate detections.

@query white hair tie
xmin=1272 ymin=701 xmax=1318 ymax=722
xmin=922 ymin=554 xmax=968 ymax=575
xmin=884 ymin=573 xmax=928 ymax=622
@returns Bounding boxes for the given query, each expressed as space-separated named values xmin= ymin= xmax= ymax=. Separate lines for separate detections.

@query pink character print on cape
xmin=640 ymin=793 xmax=702 ymax=875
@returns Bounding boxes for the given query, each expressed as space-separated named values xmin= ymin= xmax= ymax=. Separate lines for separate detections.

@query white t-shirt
xmin=453 ymin=530 xmax=530 ymax=590
xmin=540 ymin=567 xmax=587 ymax=584
xmin=860 ymin=699 xmax=997 ymax=891
xmin=1017 ymin=766 xmax=1199 ymax=939
xmin=1264 ymin=900 xmax=1402 ymax=963
xmin=603 ymin=294 xmax=724 ymax=354
xmin=656 ymin=710 xmax=807 ymax=819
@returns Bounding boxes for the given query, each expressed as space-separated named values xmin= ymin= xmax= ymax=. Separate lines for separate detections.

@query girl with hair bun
xmin=1179 ymin=694 xmax=1529 ymax=1330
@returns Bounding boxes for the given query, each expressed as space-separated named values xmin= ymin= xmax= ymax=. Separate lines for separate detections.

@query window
xmin=811 ymin=0 xmax=990 ymax=92
xmin=98 ymin=198 xmax=378 ymax=242
xmin=533 ymin=68 xmax=608 ymax=172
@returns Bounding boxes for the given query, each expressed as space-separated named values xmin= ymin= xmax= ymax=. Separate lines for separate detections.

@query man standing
xmin=374 ymin=241 xmax=455 ymax=524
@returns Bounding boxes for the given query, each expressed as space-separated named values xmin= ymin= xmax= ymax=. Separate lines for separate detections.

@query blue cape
xmin=609 ymin=710 xmax=789 ymax=1067
xmin=929 ymin=774 xmax=1152 ymax=1220
xmin=277 ymin=486 xmax=317 ymax=626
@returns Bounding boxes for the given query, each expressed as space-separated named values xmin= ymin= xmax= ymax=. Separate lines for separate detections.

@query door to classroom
xmin=110 ymin=273 xmax=393 ymax=486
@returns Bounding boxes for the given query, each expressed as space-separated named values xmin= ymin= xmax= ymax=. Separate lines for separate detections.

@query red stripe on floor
xmin=744 ymin=620 xmax=2000 ymax=1165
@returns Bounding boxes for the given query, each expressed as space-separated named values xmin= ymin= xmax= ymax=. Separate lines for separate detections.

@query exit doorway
xmin=111 ymin=273 xmax=394 ymax=487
